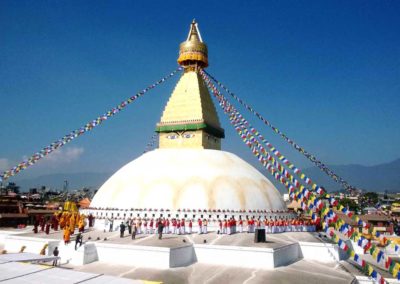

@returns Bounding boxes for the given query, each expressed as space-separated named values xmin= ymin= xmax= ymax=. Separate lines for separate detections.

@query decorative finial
xmin=177 ymin=21 xmax=208 ymax=68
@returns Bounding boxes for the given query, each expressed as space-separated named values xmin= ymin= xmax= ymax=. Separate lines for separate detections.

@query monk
xmin=45 ymin=222 xmax=50 ymax=235
xmin=78 ymin=215 xmax=85 ymax=233
xmin=40 ymin=217 xmax=45 ymax=232
xmin=88 ymin=214 xmax=94 ymax=227
xmin=59 ymin=213 xmax=66 ymax=229
xmin=69 ymin=213 xmax=76 ymax=234
xmin=63 ymin=229 xmax=71 ymax=245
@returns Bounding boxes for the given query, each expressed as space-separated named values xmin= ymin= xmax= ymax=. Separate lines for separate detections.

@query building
xmin=0 ymin=196 xmax=28 ymax=227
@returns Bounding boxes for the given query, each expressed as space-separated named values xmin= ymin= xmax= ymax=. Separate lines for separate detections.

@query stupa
xmin=89 ymin=20 xmax=287 ymax=220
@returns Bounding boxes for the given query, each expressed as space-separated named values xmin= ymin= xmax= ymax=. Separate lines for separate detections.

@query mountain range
xmin=11 ymin=158 xmax=400 ymax=193
xmin=302 ymin=158 xmax=400 ymax=192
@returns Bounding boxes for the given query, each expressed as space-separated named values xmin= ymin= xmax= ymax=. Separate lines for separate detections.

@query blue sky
xmin=1 ymin=1 xmax=399 ymax=185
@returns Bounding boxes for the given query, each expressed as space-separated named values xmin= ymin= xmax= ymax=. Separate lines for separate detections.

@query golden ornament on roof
xmin=177 ymin=19 xmax=208 ymax=68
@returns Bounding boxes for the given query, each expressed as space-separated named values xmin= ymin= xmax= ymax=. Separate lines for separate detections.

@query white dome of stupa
xmin=91 ymin=149 xmax=286 ymax=211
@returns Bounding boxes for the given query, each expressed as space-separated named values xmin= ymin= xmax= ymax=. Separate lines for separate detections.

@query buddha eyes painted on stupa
xmin=166 ymin=133 xmax=195 ymax=139
xmin=166 ymin=134 xmax=179 ymax=140
xmin=184 ymin=133 xmax=195 ymax=139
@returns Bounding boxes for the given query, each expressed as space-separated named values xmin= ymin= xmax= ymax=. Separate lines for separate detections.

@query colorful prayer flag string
xmin=201 ymin=70 xmax=328 ymax=201
xmin=202 ymin=70 xmax=396 ymax=282
xmin=143 ymin=132 xmax=159 ymax=153
xmin=0 ymin=68 xmax=182 ymax=181
xmin=204 ymin=70 xmax=355 ymax=192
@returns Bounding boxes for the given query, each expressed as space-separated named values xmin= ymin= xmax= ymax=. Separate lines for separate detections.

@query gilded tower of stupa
xmin=156 ymin=20 xmax=225 ymax=150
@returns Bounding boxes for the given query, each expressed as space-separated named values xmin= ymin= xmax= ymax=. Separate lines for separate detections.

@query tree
xmin=6 ymin=182 xmax=20 ymax=194
xmin=361 ymin=192 xmax=379 ymax=206
xmin=338 ymin=198 xmax=360 ymax=212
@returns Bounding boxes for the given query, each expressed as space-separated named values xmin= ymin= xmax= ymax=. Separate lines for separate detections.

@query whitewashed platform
xmin=0 ymin=229 xmax=349 ymax=270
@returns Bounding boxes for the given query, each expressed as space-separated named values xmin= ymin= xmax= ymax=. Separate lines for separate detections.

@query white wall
xmin=4 ymin=235 xmax=57 ymax=255
xmin=194 ymin=244 xmax=276 ymax=269
xmin=94 ymin=243 xmax=171 ymax=269
xmin=299 ymin=242 xmax=340 ymax=262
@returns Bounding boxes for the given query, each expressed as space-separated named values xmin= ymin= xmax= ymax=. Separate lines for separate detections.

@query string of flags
xmin=204 ymin=70 xmax=355 ymax=192
xmin=324 ymin=209 xmax=400 ymax=282
xmin=201 ymin=70 xmax=329 ymax=202
xmin=302 ymin=190 xmax=399 ymax=281
xmin=143 ymin=133 xmax=159 ymax=153
xmin=202 ymin=72 xmax=301 ymax=196
xmin=0 ymin=68 xmax=182 ymax=182
xmin=326 ymin=227 xmax=390 ymax=284
xmin=202 ymin=70 xmax=399 ymax=283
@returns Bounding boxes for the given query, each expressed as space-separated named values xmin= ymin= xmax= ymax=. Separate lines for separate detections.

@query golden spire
xmin=177 ymin=20 xmax=208 ymax=68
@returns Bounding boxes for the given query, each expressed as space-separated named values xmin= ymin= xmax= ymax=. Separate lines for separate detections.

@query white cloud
xmin=0 ymin=158 xmax=10 ymax=171
xmin=44 ymin=146 xmax=85 ymax=164
xmin=0 ymin=147 xmax=85 ymax=177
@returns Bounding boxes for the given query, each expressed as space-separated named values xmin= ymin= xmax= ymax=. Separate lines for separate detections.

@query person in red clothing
xmin=278 ymin=219 xmax=284 ymax=233
xmin=143 ymin=219 xmax=148 ymax=234
xmin=267 ymin=219 xmax=271 ymax=233
xmin=188 ymin=219 xmax=193 ymax=234
xmin=299 ymin=219 xmax=304 ymax=232
xmin=232 ymin=218 xmax=237 ymax=234
xmin=165 ymin=218 xmax=170 ymax=234
xmin=180 ymin=219 xmax=185 ymax=235
xmin=202 ymin=219 xmax=208 ymax=234
xmin=239 ymin=218 xmax=243 ymax=233
xmin=177 ymin=221 xmax=181 ymax=235
xmin=149 ymin=218 xmax=154 ymax=234
xmin=223 ymin=219 xmax=228 ymax=234
xmin=138 ymin=219 xmax=142 ymax=234
xmin=270 ymin=219 xmax=276 ymax=234
xmin=218 ymin=219 xmax=223 ymax=234
xmin=257 ymin=218 xmax=262 ymax=230
xmin=198 ymin=219 xmax=203 ymax=234
xmin=172 ymin=219 xmax=177 ymax=234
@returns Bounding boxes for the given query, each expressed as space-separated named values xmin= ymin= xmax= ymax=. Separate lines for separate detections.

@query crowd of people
xmin=32 ymin=212 xmax=95 ymax=246
xmin=109 ymin=216 xmax=317 ymax=238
